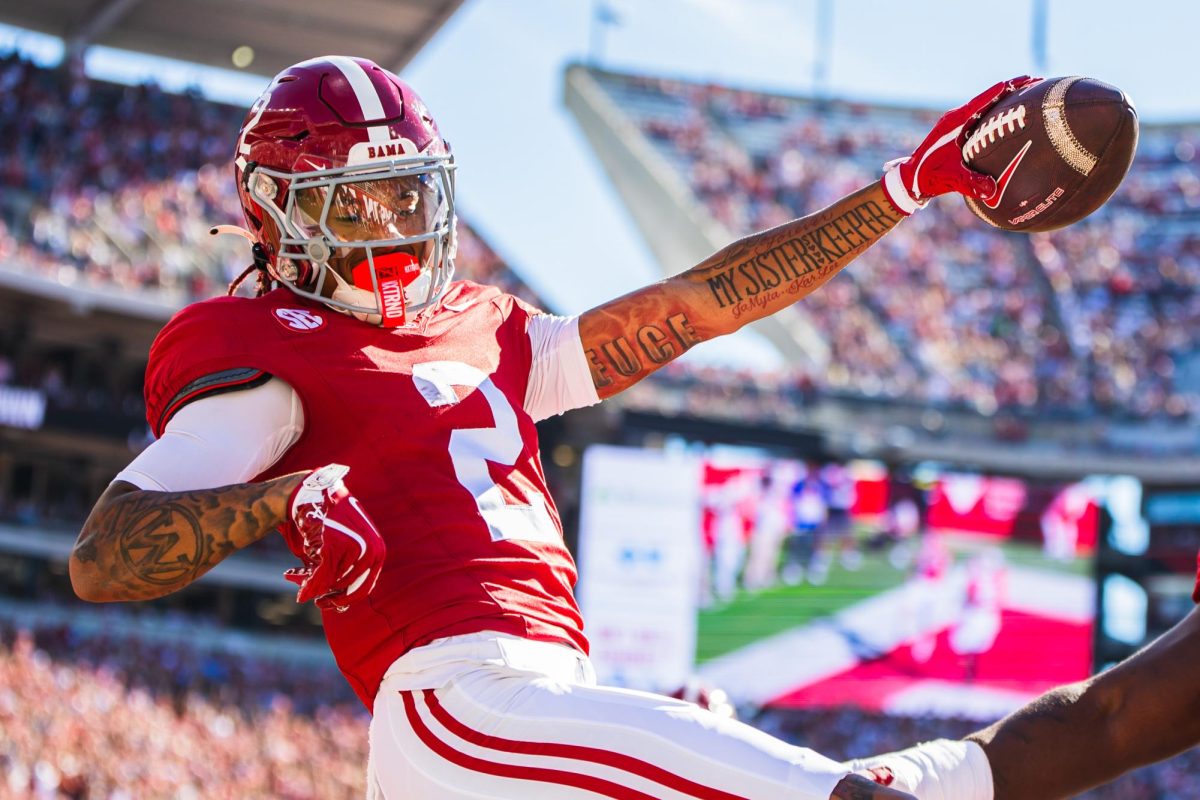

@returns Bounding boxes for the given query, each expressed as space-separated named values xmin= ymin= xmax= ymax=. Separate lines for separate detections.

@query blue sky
xmin=3 ymin=0 xmax=1195 ymax=364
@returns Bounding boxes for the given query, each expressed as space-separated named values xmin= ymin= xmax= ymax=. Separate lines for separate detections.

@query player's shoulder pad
xmin=148 ymin=293 xmax=275 ymax=372
xmin=144 ymin=291 xmax=299 ymax=436
xmin=445 ymin=280 xmax=546 ymax=320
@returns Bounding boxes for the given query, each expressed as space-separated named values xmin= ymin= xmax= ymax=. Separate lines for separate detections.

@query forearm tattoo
xmin=583 ymin=307 xmax=704 ymax=390
xmin=72 ymin=477 xmax=297 ymax=601
xmin=698 ymin=197 xmax=897 ymax=320
xmin=581 ymin=186 xmax=898 ymax=396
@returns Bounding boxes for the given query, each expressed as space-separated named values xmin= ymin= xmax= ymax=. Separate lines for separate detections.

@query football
xmin=962 ymin=76 xmax=1138 ymax=232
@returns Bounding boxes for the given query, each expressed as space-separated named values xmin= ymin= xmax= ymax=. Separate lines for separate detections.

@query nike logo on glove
xmin=983 ymin=140 xmax=1033 ymax=210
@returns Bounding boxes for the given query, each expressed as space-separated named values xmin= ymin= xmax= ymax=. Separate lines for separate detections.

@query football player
xmin=70 ymin=56 xmax=1025 ymax=799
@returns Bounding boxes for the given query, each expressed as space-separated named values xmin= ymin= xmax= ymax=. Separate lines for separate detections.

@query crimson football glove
xmin=882 ymin=76 xmax=1040 ymax=215
xmin=282 ymin=464 xmax=385 ymax=612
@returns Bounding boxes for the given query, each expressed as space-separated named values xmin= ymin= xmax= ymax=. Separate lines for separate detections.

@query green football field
xmin=695 ymin=536 xmax=1091 ymax=663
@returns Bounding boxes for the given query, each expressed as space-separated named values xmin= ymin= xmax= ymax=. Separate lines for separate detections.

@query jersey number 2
xmin=412 ymin=361 xmax=560 ymax=544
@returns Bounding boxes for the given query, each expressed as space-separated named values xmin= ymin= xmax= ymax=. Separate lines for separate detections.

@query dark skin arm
xmin=969 ymin=604 xmax=1200 ymax=799
xmin=578 ymin=182 xmax=900 ymax=397
xmin=70 ymin=474 xmax=305 ymax=602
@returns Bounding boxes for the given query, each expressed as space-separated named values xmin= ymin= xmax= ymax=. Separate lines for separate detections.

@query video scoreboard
xmin=1095 ymin=478 xmax=1200 ymax=666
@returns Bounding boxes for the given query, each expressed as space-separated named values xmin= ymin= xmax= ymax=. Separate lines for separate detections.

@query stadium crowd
xmin=0 ymin=615 xmax=1196 ymax=799
xmin=0 ymin=53 xmax=545 ymax=309
xmin=4 ymin=52 xmax=1200 ymax=424
xmin=0 ymin=621 xmax=366 ymax=799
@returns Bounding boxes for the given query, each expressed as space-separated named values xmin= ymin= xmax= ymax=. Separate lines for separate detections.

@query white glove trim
xmin=883 ymin=165 xmax=923 ymax=215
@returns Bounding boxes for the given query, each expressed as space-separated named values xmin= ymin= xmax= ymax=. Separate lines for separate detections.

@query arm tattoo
xmin=579 ymin=183 xmax=899 ymax=397
xmin=72 ymin=476 xmax=301 ymax=602
xmin=694 ymin=196 xmax=895 ymax=321
xmin=582 ymin=305 xmax=704 ymax=391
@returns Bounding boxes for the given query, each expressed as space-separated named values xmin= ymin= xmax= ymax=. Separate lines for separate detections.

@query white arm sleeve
xmin=524 ymin=314 xmax=601 ymax=422
xmin=115 ymin=377 xmax=305 ymax=492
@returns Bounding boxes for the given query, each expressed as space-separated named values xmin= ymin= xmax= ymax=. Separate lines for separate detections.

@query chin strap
xmin=328 ymin=269 xmax=385 ymax=326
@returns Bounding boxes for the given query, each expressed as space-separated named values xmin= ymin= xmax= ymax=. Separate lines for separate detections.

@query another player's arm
xmin=967 ymin=604 xmax=1200 ymax=800
xmin=70 ymin=474 xmax=305 ymax=602
xmin=578 ymin=181 xmax=900 ymax=398
xmin=830 ymin=774 xmax=916 ymax=800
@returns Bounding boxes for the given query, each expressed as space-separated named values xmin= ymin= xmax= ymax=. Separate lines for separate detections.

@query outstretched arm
xmin=70 ymin=475 xmax=303 ymax=602
xmin=579 ymin=181 xmax=900 ymax=398
xmin=578 ymin=75 xmax=1033 ymax=399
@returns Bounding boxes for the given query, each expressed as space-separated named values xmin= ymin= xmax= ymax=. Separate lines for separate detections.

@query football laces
xmin=963 ymin=105 xmax=1028 ymax=161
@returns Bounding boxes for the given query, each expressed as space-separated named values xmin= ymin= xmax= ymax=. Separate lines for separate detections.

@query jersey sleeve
xmin=144 ymin=297 xmax=275 ymax=437
xmin=479 ymin=285 xmax=601 ymax=421
xmin=118 ymin=377 xmax=303 ymax=491
xmin=524 ymin=314 xmax=601 ymax=421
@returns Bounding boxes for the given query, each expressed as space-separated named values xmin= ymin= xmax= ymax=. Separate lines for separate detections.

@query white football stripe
xmin=326 ymin=55 xmax=392 ymax=143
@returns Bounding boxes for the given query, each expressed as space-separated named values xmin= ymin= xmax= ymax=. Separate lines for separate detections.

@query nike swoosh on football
xmin=983 ymin=139 xmax=1033 ymax=210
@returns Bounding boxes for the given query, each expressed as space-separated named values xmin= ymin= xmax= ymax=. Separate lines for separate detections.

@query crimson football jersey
xmin=144 ymin=282 xmax=587 ymax=708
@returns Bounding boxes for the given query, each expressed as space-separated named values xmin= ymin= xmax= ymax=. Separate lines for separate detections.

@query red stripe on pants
xmin=421 ymin=689 xmax=747 ymax=800
xmin=402 ymin=690 xmax=665 ymax=799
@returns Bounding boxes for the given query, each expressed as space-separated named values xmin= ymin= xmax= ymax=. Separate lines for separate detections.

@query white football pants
xmin=367 ymin=632 xmax=848 ymax=799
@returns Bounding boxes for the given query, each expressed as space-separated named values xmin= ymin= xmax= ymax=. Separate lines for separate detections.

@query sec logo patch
xmin=273 ymin=308 xmax=326 ymax=332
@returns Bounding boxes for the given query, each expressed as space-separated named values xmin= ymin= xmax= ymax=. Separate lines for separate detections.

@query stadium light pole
xmin=64 ymin=0 xmax=144 ymax=66
xmin=589 ymin=1 xmax=622 ymax=67
xmin=813 ymin=0 xmax=833 ymax=101
xmin=1031 ymin=0 xmax=1048 ymax=74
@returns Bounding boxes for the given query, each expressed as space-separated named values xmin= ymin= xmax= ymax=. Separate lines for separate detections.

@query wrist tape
xmin=848 ymin=738 xmax=993 ymax=800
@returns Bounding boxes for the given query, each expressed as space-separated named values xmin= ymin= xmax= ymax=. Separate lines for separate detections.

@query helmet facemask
xmin=247 ymin=153 xmax=457 ymax=327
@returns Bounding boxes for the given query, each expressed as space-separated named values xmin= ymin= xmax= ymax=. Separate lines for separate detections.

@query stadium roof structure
xmin=0 ymin=0 xmax=463 ymax=76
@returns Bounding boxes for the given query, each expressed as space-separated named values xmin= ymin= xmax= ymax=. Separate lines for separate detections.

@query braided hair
xmin=226 ymin=243 xmax=274 ymax=297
